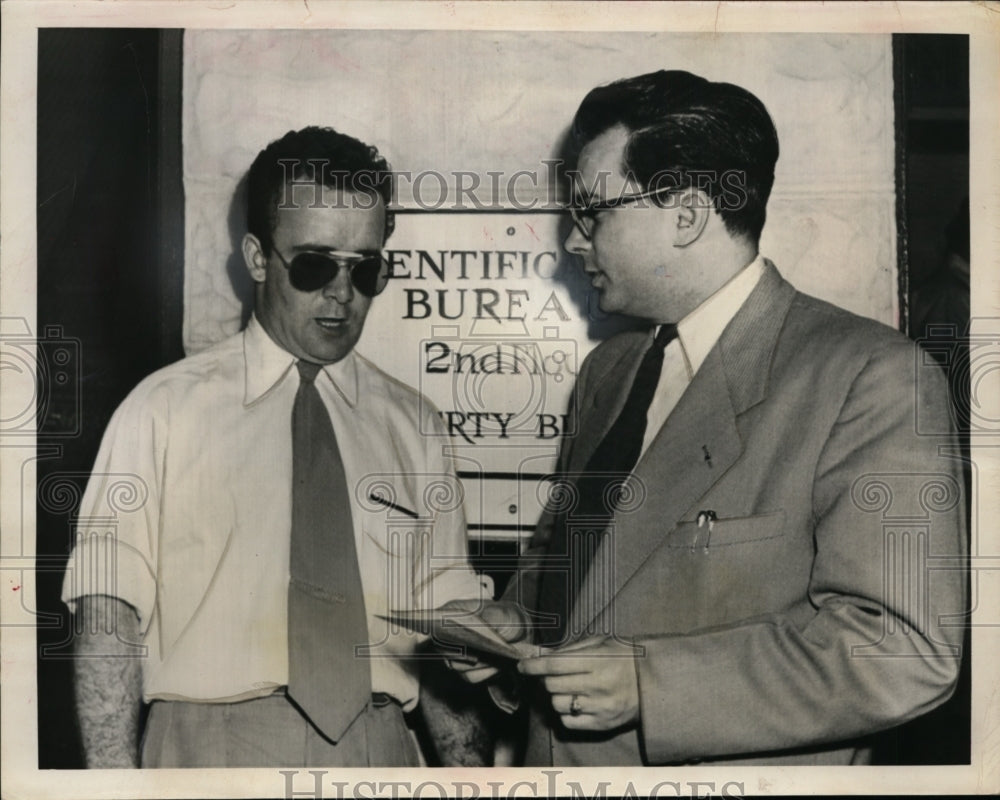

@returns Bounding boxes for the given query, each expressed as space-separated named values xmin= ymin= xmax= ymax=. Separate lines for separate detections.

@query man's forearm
xmin=73 ymin=595 xmax=144 ymax=768
xmin=419 ymin=659 xmax=495 ymax=766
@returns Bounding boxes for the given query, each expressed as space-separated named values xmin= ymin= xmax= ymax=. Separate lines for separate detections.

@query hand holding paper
xmin=518 ymin=635 xmax=641 ymax=731
xmin=381 ymin=600 xmax=536 ymax=683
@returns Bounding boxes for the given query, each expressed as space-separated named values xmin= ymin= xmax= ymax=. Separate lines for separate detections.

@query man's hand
xmin=436 ymin=599 xmax=529 ymax=684
xmin=518 ymin=635 xmax=640 ymax=731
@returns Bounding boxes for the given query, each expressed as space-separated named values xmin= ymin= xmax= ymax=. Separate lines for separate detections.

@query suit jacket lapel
xmin=571 ymin=260 xmax=796 ymax=632
xmin=717 ymin=260 xmax=796 ymax=414
xmin=570 ymin=348 xmax=741 ymax=633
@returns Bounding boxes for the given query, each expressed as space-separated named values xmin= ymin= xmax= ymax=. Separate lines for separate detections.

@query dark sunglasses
xmin=273 ymin=248 xmax=389 ymax=296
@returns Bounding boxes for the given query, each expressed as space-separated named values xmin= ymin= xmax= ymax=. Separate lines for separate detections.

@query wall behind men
xmin=183 ymin=30 xmax=897 ymax=530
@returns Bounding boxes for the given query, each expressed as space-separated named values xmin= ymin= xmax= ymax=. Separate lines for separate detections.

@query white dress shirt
xmin=640 ymin=254 xmax=765 ymax=456
xmin=62 ymin=316 xmax=490 ymax=709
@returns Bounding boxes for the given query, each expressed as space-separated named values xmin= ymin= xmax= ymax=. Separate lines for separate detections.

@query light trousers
xmin=141 ymin=692 xmax=419 ymax=767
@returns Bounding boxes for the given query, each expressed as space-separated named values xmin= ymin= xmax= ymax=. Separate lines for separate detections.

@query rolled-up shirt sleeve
xmin=61 ymin=381 xmax=164 ymax=634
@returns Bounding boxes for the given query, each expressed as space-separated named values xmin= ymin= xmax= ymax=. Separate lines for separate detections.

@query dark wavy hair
xmin=246 ymin=126 xmax=394 ymax=254
xmin=570 ymin=70 xmax=779 ymax=244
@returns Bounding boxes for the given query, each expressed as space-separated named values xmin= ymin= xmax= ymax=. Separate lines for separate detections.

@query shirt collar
xmin=242 ymin=315 xmax=359 ymax=408
xmin=674 ymin=254 xmax=766 ymax=378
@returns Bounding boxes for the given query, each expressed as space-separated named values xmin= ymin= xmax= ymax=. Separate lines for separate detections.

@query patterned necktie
xmin=536 ymin=324 xmax=678 ymax=645
xmin=287 ymin=359 xmax=371 ymax=740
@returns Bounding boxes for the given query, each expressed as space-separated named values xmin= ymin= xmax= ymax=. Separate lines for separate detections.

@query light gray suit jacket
xmin=507 ymin=261 xmax=966 ymax=766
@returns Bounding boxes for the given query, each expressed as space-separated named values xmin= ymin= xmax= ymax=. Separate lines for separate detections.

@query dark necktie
xmin=536 ymin=324 xmax=678 ymax=645
xmin=287 ymin=359 xmax=371 ymax=740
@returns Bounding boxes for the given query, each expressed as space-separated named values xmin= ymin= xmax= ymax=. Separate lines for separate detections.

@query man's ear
xmin=242 ymin=233 xmax=268 ymax=283
xmin=672 ymin=187 xmax=712 ymax=247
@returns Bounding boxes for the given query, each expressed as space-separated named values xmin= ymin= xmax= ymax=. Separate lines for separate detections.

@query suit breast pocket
xmin=658 ymin=510 xmax=800 ymax=628
xmin=666 ymin=510 xmax=786 ymax=550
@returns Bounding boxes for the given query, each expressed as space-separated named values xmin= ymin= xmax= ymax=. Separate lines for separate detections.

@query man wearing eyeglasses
xmin=450 ymin=70 xmax=965 ymax=766
xmin=63 ymin=126 xmax=490 ymax=767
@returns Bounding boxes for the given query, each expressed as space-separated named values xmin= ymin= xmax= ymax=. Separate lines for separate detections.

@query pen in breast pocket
xmin=697 ymin=510 xmax=717 ymax=553
xmin=369 ymin=491 xmax=420 ymax=519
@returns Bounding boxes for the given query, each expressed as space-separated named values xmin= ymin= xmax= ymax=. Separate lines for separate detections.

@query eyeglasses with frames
xmin=273 ymin=248 xmax=389 ymax=296
xmin=568 ymin=184 xmax=680 ymax=240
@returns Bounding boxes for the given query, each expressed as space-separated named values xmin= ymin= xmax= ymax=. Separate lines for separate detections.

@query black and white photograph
xmin=1 ymin=1 xmax=997 ymax=797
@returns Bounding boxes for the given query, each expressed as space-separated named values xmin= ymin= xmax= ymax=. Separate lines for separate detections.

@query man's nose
xmin=564 ymin=223 xmax=591 ymax=256
xmin=322 ymin=265 xmax=354 ymax=304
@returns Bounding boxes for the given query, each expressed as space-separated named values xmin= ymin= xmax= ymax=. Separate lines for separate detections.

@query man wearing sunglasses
xmin=64 ymin=126 xmax=490 ymax=767
xmin=452 ymin=70 xmax=965 ymax=766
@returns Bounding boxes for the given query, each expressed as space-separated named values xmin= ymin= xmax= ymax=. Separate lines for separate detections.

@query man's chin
xmin=304 ymin=336 xmax=358 ymax=365
xmin=596 ymin=294 xmax=620 ymax=315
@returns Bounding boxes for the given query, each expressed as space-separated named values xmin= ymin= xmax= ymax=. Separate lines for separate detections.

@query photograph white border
xmin=2 ymin=2 xmax=998 ymax=797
